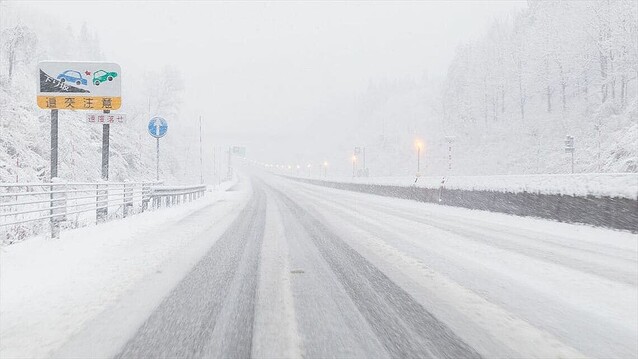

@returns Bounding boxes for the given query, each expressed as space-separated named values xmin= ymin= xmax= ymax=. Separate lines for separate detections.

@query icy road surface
xmin=3 ymin=173 xmax=637 ymax=358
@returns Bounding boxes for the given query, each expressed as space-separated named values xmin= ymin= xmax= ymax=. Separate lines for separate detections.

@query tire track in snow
xmin=269 ymin=184 xmax=481 ymax=359
xmin=115 ymin=185 xmax=266 ymax=358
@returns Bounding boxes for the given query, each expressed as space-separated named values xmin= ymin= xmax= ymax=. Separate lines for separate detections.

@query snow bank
xmin=0 ymin=181 xmax=250 ymax=358
xmin=305 ymin=173 xmax=638 ymax=199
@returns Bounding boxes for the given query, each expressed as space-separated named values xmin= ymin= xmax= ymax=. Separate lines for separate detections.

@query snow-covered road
xmin=2 ymin=172 xmax=636 ymax=358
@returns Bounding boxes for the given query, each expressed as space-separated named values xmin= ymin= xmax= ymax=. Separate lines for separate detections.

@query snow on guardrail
xmin=0 ymin=181 xmax=209 ymax=244
xmin=307 ymin=173 xmax=638 ymax=200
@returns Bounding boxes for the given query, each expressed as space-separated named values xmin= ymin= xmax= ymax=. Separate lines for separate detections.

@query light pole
xmin=415 ymin=140 xmax=423 ymax=176
xmin=323 ymin=161 xmax=328 ymax=178
xmin=307 ymin=164 xmax=312 ymax=177
xmin=352 ymin=155 xmax=357 ymax=177
xmin=199 ymin=116 xmax=203 ymax=184
xmin=445 ymin=136 xmax=455 ymax=172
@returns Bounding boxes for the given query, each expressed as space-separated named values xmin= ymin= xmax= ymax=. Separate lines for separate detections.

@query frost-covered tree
xmin=438 ymin=0 xmax=637 ymax=174
xmin=0 ymin=25 xmax=37 ymax=83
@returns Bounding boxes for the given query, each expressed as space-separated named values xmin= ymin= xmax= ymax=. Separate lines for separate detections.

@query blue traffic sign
xmin=148 ymin=117 xmax=168 ymax=138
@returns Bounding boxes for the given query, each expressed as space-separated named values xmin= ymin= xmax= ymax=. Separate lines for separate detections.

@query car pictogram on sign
xmin=93 ymin=70 xmax=118 ymax=86
xmin=57 ymin=70 xmax=88 ymax=86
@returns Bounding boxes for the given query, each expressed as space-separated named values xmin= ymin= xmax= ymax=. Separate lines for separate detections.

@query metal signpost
xmin=148 ymin=117 xmax=168 ymax=181
xmin=37 ymin=61 xmax=122 ymax=236
xmin=565 ymin=135 xmax=575 ymax=173
xmin=445 ymin=136 xmax=456 ymax=172
xmin=86 ymin=112 xmax=126 ymax=180
xmin=86 ymin=112 xmax=126 ymax=222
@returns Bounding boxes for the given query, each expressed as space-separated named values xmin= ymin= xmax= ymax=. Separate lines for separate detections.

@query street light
xmin=323 ymin=161 xmax=328 ymax=178
xmin=352 ymin=155 xmax=357 ymax=177
xmin=415 ymin=140 xmax=424 ymax=176
xmin=307 ymin=163 xmax=312 ymax=177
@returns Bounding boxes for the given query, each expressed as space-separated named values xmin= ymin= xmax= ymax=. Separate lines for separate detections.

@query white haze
xmin=2 ymin=0 xmax=635 ymax=182
xmin=24 ymin=0 xmax=525 ymax=167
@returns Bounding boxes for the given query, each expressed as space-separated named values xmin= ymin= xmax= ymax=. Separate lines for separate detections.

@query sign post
xmin=445 ymin=136 xmax=456 ymax=172
xmin=156 ymin=138 xmax=160 ymax=181
xmin=38 ymin=61 xmax=122 ymax=237
xmin=50 ymin=109 xmax=58 ymax=179
xmin=565 ymin=135 xmax=575 ymax=173
xmin=102 ymin=110 xmax=110 ymax=181
xmin=148 ymin=117 xmax=168 ymax=181
xmin=87 ymin=111 xmax=126 ymax=223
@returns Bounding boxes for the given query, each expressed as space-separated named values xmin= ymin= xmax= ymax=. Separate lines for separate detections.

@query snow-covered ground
xmin=272 ymin=175 xmax=638 ymax=358
xmin=0 ymin=179 xmax=250 ymax=358
xmin=290 ymin=172 xmax=638 ymax=199
xmin=2 ymin=172 xmax=636 ymax=358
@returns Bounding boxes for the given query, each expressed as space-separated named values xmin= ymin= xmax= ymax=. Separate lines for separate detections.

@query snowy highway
xmin=3 ymin=1 xmax=637 ymax=358
xmin=57 ymin=172 xmax=636 ymax=358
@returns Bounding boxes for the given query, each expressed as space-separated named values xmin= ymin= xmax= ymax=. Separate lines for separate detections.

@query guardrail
xmin=289 ymin=177 xmax=638 ymax=232
xmin=0 ymin=181 xmax=208 ymax=243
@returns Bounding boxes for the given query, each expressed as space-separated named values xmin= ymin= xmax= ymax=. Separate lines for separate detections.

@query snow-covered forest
xmin=332 ymin=0 xmax=637 ymax=177
xmin=441 ymin=0 xmax=637 ymax=174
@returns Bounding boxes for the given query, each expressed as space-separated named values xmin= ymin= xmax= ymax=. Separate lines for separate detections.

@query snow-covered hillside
xmin=320 ymin=0 xmax=637 ymax=178
xmin=0 ymin=4 xmax=222 ymax=185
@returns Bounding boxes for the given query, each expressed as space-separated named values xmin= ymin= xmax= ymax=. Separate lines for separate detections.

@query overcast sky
xmin=28 ymin=1 xmax=524 ymax=125
xmin=22 ymin=0 xmax=525 ymax=167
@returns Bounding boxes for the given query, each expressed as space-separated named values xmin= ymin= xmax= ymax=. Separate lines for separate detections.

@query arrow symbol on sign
xmin=155 ymin=121 xmax=161 ymax=136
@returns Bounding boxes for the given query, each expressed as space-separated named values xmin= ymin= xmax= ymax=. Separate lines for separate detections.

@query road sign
xmin=87 ymin=113 xmax=126 ymax=124
xmin=564 ymin=135 xmax=575 ymax=153
xmin=232 ymin=146 xmax=246 ymax=157
xmin=148 ymin=117 xmax=168 ymax=138
xmin=37 ymin=61 xmax=122 ymax=110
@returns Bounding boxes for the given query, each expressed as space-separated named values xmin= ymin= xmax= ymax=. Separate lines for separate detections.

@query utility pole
xmin=564 ymin=135 xmax=575 ymax=173
xmin=362 ymin=147 xmax=366 ymax=176
xmin=227 ymin=146 xmax=232 ymax=180
xmin=417 ymin=145 xmax=421 ymax=174
xmin=213 ymin=147 xmax=217 ymax=183
xmin=414 ymin=140 xmax=423 ymax=183
xmin=199 ymin=116 xmax=203 ymax=184
xmin=595 ymin=124 xmax=601 ymax=172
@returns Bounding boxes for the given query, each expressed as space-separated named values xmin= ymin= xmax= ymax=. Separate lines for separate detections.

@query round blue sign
xmin=148 ymin=117 xmax=168 ymax=138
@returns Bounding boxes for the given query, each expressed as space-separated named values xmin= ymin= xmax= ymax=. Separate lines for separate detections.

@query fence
xmin=0 ymin=181 xmax=208 ymax=243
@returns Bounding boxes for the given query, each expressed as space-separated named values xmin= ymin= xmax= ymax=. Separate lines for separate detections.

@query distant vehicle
xmin=93 ymin=70 xmax=117 ymax=85
xmin=56 ymin=70 xmax=87 ymax=86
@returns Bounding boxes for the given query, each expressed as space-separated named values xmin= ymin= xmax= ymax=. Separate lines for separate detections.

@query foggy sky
xmin=24 ymin=0 xmax=524 ymax=165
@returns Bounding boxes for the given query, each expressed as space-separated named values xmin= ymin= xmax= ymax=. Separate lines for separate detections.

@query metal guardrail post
xmin=96 ymin=183 xmax=108 ymax=223
xmin=141 ymin=183 xmax=150 ymax=212
xmin=50 ymin=179 xmax=67 ymax=239
xmin=122 ymin=182 xmax=130 ymax=217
